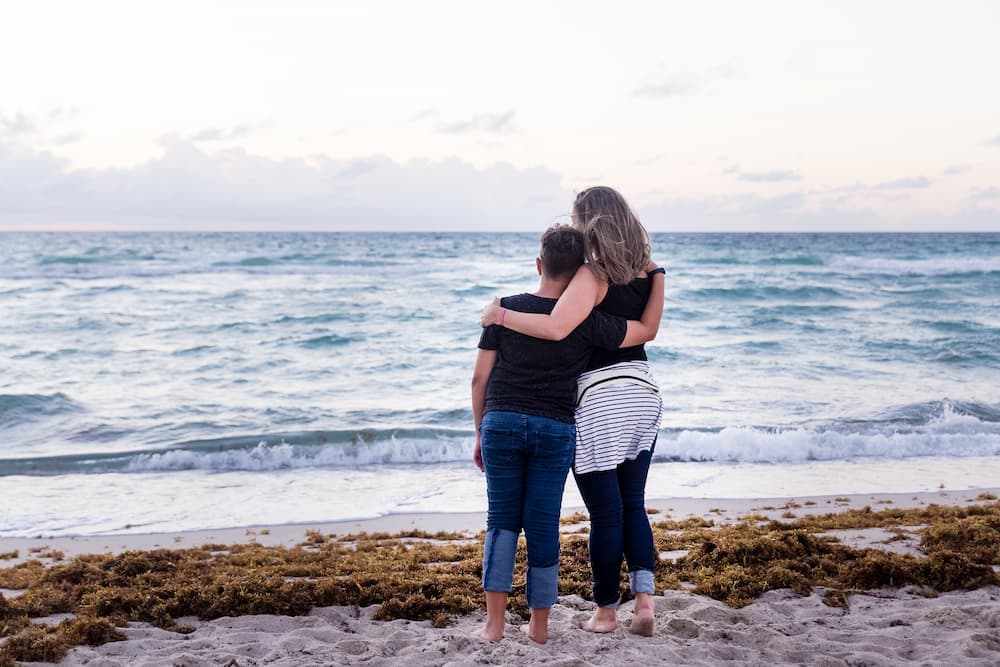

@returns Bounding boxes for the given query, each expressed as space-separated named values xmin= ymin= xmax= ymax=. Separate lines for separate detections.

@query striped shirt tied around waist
xmin=573 ymin=361 xmax=663 ymax=475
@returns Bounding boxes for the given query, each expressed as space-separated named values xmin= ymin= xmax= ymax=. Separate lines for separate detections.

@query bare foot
xmin=519 ymin=622 xmax=547 ymax=644
xmin=474 ymin=624 xmax=504 ymax=642
xmin=628 ymin=606 xmax=655 ymax=637
xmin=581 ymin=608 xmax=618 ymax=633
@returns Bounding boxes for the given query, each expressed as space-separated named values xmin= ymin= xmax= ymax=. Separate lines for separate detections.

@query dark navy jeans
xmin=572 ymin=444 xmax=656 ymax=607
xmin=479 ymin=410 xmax=575 ymax=609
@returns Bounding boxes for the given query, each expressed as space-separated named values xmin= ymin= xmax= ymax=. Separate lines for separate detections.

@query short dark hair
xmin=539 ymin=224 xmax=585 ymax=280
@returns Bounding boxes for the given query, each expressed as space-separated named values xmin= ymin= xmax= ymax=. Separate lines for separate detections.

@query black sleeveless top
xmin=586 ymin=276 xmax=652 ymax=371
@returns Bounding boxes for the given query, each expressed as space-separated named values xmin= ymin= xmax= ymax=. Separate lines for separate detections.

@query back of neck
xmin=534 ymin=276 xmax=569 ymax=299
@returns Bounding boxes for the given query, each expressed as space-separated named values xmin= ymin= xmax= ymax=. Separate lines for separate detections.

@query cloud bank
xmin=0 ymin=136 xmax=567 ymax=231
xmin=0 ymin=132 xmax=996 ymax=232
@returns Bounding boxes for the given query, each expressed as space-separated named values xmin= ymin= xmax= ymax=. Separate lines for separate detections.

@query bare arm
xmin=618 ymin=267 xmax=665 ymax=348
xmin=471 ymin=348 xmax=497 ymax=472
xmin=480 ymin=265 xmax=602 ymax=340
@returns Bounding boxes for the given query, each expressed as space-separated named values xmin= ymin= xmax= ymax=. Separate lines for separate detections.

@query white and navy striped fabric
xmin=573 ymin=361 xmax=662 ymax=475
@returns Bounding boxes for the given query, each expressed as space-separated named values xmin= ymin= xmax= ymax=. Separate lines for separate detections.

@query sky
xmin=1 ymin=0 xmax=998 ymax=231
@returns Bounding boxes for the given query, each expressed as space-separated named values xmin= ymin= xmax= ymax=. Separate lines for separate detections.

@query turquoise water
xmin=1 ymin=232 xmax=998 ymax=535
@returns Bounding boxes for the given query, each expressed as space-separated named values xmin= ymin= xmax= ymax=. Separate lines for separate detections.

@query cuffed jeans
xmin=480 ymin=411 xmax=575 ymax=610
xmin=573 ymin=445 xmax=656 ymax=607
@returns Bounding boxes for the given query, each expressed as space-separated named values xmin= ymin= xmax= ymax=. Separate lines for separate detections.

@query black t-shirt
xmin=588 ymin=276 xmax=653 ymax=370
xmin=478 ymin=292 xmax=627 ymax=423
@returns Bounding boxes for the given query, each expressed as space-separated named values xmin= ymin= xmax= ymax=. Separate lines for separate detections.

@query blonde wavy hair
xmin=572 ymin=186 xmax=651 ymax=286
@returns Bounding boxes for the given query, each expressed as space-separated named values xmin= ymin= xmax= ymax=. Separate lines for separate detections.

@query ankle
xmin=594 ymin=606 xmax=618 ymax=620
xmin=634 ymin=593 xmax=654 ymax=612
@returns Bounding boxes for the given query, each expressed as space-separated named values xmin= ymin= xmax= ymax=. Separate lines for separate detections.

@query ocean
xmin=2 ymin=232 xmax=999 ymax=537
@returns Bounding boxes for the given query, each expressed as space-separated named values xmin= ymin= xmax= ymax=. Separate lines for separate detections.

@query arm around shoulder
xmin=485 ymin=264 xmax=603 ymax=340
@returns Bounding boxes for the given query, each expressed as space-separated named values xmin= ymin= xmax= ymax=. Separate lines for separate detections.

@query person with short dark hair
xmin=471 ymin=223 xmax=663 ymax=643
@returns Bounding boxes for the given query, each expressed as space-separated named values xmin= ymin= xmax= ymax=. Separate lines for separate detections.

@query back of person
xmin=470 ymin=223 xmax=628 ymax=645
xmin=588 ymin=278 xmax=653 ymax=370
xmin=482 ymin=292 xmax=624 ymax=423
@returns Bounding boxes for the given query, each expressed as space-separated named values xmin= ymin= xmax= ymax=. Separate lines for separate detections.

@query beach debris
xmin=0 ymin=500 xmax=998 ymax=664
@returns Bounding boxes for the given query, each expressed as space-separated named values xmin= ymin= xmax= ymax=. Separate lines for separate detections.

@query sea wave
xmin=0 ymin=428 xmax=471 ymax=475
xmin=655 ymin=401 xmax=1000 ymax=463
xmin=298 ymin=333 xmax=357 ymax=348
xmin=686 ymin=285 xmax=847 ymax=301
xmin=829 ymin=256 xmax=1000 ymax=277
xmin=4 ymin=402 xmax=1000 ymax=474
xmin=0 ymin=392 xmax=81 ymax=427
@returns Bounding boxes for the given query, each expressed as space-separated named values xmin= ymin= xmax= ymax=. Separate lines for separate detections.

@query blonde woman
xmin=481 ymin=186 xmax=664 ymax=636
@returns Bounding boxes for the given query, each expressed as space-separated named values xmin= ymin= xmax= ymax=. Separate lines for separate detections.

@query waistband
xmin=576 ymin=362 xmax=659 ymax=407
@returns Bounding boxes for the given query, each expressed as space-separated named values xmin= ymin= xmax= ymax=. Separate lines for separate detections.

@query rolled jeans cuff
xmin=629 ymin=568 xmax=655 ymax=596
xmin=482 ymin=528 xmax=518 ymax=592
xmin=526 ymin=562 xmax=559 ymax=609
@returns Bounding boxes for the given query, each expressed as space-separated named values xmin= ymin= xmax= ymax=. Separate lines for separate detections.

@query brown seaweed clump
xmin=648 ymin=500 xmax=1000 ymax=608
xmin=1 ymin=500 xmax=999 ymax=663
xmin=0 ymin=534 xmax=487 ymax=664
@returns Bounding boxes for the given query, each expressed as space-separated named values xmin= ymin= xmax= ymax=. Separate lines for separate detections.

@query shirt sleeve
xmin=585 ymin=310 xmax=627 ymax=350
xmin=479 ymin=296 xmax=509 ymax=350
xmin=479 ymin=324 xmax=501 ymax=350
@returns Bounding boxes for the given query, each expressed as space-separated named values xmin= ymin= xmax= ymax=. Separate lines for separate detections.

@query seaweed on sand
xmin=649 ymin=501 xmax=1000 ymax=608
xmin=1 ymin=501 xmax=999 ymax=663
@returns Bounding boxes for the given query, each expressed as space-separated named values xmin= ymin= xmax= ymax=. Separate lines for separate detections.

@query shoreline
xmin=4 ymin=486 xmax=997 ymax=568
xmin=9 ymin=454 xmax=1000 ymax=539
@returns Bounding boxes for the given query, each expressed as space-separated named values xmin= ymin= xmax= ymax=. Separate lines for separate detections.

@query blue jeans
xmin=479 ymin=411 xmax=575 ymax=610
xmin=573 ymin=444 xmax=656 ymax=607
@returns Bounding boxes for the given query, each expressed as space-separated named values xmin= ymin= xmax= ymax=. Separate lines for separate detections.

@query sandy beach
xmin=3 ymin=487 xmax=999 ymax=665
xmin=40 ymin=586 xmax=1000 ymax=666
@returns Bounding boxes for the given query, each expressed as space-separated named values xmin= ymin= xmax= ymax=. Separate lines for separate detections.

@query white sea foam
xmin=659 ymin=405 xmax=1000 ymax=463
xmin=104 ymin=409 xmax=1000 ymax=473
xmin=661 ymin=425 xmax=1000 ymax=463
xmin=124 ymin=436 xmax=473 ymax=472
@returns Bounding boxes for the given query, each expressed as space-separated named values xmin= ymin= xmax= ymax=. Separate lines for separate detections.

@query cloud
xmin=409 ymin=108 xmax=515 ymax=134
xmin=633 ymin=153 xmax=666 ymax=166
xmin=1 ymin=108 xmax=83 ymax=148
xmin=408 ymin=108 xmax=439 ymax=122
xmin=0 ymin=138 xmax=568 ymax=231
xmin=634 ymin=75 xmax=701 ymax=98
xmin=638 ymin=189 xmax=999 ymax=232
xmin=635 ymin=64 xmax=739 ymax=99
xmin=335 ymin=156 xmax=389 ymax=180
xmin=0 ymin=112 xmax=38 ymax=137
xmin=436 ymin=111 xmax=515 ymax=134
xmin=189 ymin=123 xmax=261 ymax=142
xmin=737 ymin=169 xmax=801 ymax=183
xmin=872 ymin=176 xmax=931 ymax=190
xmin=47 ymin=107 xmax=81 ymax=123
xmin=724 ymin=163 xmax=801 ymax=182
xmin=941 ymin=164 xmax=970 ymax=176
xmin=52 ymin=131 xmax=85 ymax=146
xmin=638 ymin=191 xmax=827 ymax=231
xmin=970 ymin=186 xmax=1000 ymax=201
